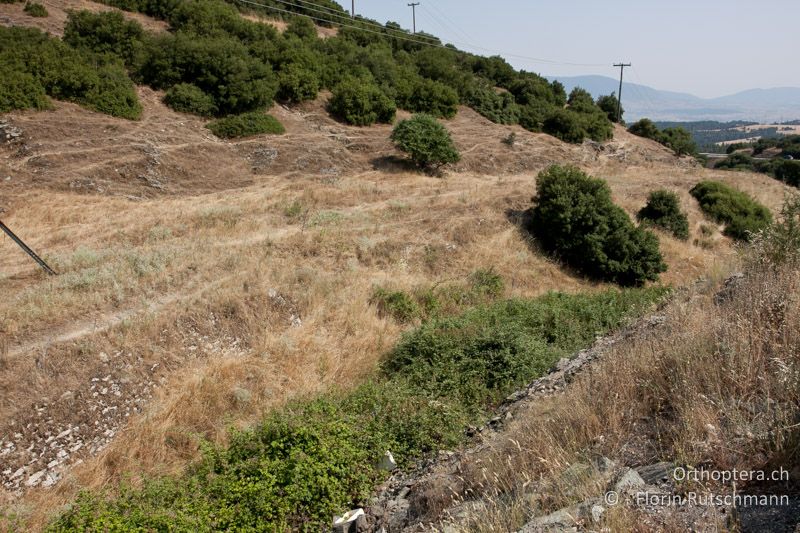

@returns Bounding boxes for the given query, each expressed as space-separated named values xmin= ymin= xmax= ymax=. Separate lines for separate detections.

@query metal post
xmin=0 ymin=220 xmax=57 ymax=275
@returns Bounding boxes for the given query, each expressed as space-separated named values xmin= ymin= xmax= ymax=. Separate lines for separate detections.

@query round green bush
xmin=391 ymin=114 xmax=460 ymax=171
xmin=531 ymin=165 xmax=667 ymax=286
xmin=164 ymin=83 xmax=218 ymax=116
xmin=637 ymin=189 xmax=690 ymax=240
xmin=207 ymin=112 xmax=285 ymax=139
xmin=327 ymin=78 xmax=396 ymax=126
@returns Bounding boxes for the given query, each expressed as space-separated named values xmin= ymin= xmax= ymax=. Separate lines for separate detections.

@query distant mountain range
xmin=549 ymin=75 xmax=800 ymax=123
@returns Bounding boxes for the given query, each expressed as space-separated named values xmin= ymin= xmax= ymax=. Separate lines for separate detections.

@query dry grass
xmin=0 ymin=85 xmax=795 ymax=530
xmin=420 ymin=252 xmax=800 ymax=532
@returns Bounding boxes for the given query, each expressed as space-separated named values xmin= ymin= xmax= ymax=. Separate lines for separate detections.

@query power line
xmin=242 ymin=0 xmax=608 ymax=68
xmin=422 ymin=2 xmax=474 ymax=44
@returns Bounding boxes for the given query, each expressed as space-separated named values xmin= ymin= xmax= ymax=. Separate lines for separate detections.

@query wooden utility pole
xmin=408 ymin=2 xmax=420 ymax=33
xmin=613 ymin=62 xmax=631 ymax=123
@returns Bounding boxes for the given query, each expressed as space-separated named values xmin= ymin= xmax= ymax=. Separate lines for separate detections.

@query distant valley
xmin=551 ymin=75 xmax=800 ymax=122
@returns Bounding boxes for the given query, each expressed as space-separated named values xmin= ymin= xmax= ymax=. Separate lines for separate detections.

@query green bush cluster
xmin=0 ymin=26 xmax=141 ymax=118
xmin=206 ymin=111 xmax=285 ymax=138
xmin=628 ymin=118 xmax=698 ymax=157
xmin=23 ymin=1 xmax=47 ymax=16
xmin=327 ymin=78 xmax=396 ymax=126
xmin=540 ymin=89 xmax=613 ymax=144
xmin=637 ymin=189 xmax=690 ymax=240
xmin=55 ymin=0 xmax=607 ymax=139
xmin=64 ymin=10 xmax=143 ymax=66
xmin=689 ymin=180 xmax=772 ymax=241
xmin=50 ymin=286 xmax=667 ymax=531
xmin=531 ymin=165 xmax=667 ymax=286
xmin=391 ymin=114 xmax=460 ymax=171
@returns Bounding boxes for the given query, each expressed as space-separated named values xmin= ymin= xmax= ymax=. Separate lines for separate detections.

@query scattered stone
xmin=333 ymin=508 xmax=367 ymax=533
xmin=614 ymin=468 xmax=646 ymax=494
xmin=378 ymin=451 xmax=397 ymax=472
xmin=636 ymin=462 xmax=674 ymax=485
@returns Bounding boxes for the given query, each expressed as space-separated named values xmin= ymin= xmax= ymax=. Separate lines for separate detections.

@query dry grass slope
xmin=0 ymin=12 xmax=796 ymax=527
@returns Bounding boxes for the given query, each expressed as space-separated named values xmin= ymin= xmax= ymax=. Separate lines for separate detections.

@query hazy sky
xmin=331 ymin=0 xmax=799 ymax=98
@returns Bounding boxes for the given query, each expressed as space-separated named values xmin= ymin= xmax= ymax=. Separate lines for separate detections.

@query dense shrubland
xmin=3 ymin=0 xmax=613 ymax=141
xmin=0 ymin=26 xmax=141 ymax=118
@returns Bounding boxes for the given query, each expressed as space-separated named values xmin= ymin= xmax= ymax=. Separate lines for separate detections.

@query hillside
xmin=1 ymin=0 xmax=799 ymax=531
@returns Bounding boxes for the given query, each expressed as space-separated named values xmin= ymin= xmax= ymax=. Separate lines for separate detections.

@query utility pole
xmin=351 ymin=0 xmax=354 ymax=17
xmin=408 ymin=2 xmax=420 ymax=33
xmin=613 ymin=62 xmax=631 ymax=123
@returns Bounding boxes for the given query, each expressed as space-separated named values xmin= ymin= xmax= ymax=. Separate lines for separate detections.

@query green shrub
xmin=774 ymin=159 xmax=800 ymax=188
xmin=277 ymin=63 xmax=320 ymax=103
xmin=163 ymin=83 xmax=218 ymax=116
xmin=628 ymin=119 xmax=697 ymax=157
xmin=465 ymin=84 xmax=519 ymax=125
xmin=749 ymin=193 xmax=800 ymax=267
xmin=714 ymin=152 xmax=755 ymax=171
xmin=64 ymin=10 xmax=143 ymax=65
xmin=628 ymin=118 xmax=661 ymax=140
xmin=391 ymin=114 xmax=460 ymax=171
xmin=542 ymin=108 xmax=585 ymax=144
xmin=370 ymin=288 xmax=420 ymax=323
xmin=517 ymin=101 xmax=557 ymax=132
xmin=401 ymin=78 xmax=458 ymax=119
xmin=637 ymin=189 xmax=690 ymax=240
xmin=469 ymin=267 xmax=504 ymax=297
xmin=0 ymin=67 xmax=50 ymax=113
xmin=386 ymin=287 xmax=669 ymax=409
xmin=531 ymin=165 xmax=667 ymax=286
xmin=23 ymin=1 xmax=47 ymax=16
xmin=689 ymin=180 xmax=772 ymax=241
xmin=206 ymin=112 xmax=285 ymax=138
xmin=660 ymin=126 xmax=697 ymax=156
xmin=327 ymin=78 xmax=396 ymax=126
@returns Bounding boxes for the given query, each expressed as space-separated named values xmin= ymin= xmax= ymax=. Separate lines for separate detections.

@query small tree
xmin=637 ymin=190 xmax=690 ymax=240
xmin=597 ymin=93 xmax=622 ymax=123
xmin=391 ymin=114 xmax=460 ymax=171
xmin=627 ymin=118 xmax=661 ymax=141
